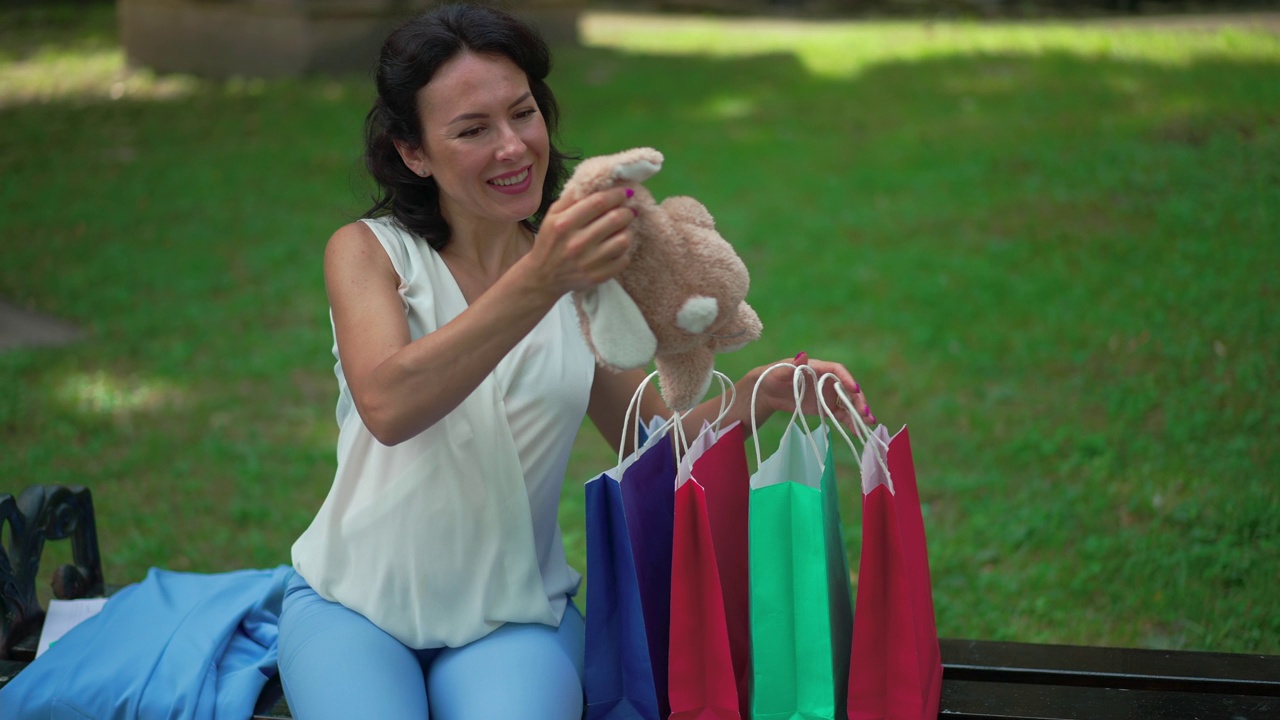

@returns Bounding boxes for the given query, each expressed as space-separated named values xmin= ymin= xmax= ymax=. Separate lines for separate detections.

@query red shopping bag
xmin=669 ymin=469 xmax=739 ymax=720
xmin=669 ymin=421 xmax=751 ymax=720
xmin=847 ymin=425 xmax=942 ymax=720
xmin=694 ymin=423 xmax=752 ymax=718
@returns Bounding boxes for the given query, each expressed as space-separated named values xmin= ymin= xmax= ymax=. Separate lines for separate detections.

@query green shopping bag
xmin=820 ymin=438 xmax=854 ymax=720
xmin=748 ymin=364 xmax=853 ymax=720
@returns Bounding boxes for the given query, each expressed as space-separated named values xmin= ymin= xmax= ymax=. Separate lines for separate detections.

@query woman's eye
xmin=458 ymin=126 xmax=484 ymax=138
xmin=514 ymin=108 xmax=537 ymax=121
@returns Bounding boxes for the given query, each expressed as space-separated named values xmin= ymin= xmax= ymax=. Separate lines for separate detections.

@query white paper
xmin=36 ymin=597 xmax=109 ymax=658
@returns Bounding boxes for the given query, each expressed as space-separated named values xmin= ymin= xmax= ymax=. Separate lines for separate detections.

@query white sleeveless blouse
xmin=291 ymin=216 xmax=595 ymax=649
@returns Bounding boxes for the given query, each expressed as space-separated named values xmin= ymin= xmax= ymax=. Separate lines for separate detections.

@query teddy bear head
xmin=562 ymin=147 xmax=763 ymax=411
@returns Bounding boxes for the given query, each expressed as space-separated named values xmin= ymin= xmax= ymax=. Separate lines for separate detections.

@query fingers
xmin=578 ymin=193 xmax=636 ymax=281
xmin=582 ymin=204 xmax=637 ymax=248
xmin=587 ymin=227 xmax=633 ymax=283
xmin=752 ymin=355 xmax=876 ymax=430
xmin=795 ymin=355 xmax=877 ymax=426
xmin=546 ymin=186 xmax=633 ymax=233
xmin=538 ymin=187 xmax=637 ymax=291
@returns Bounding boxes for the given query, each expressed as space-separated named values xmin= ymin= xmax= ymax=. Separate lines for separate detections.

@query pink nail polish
xmin=625 ymin=188 xmax=634 ymax=198
xmin=794 ymin=351 xmax=808 ymax=363
xmin=853 ymin=383 xmax=861 ymax=393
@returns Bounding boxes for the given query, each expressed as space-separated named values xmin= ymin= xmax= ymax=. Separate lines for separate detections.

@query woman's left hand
xmin=751 ymin=352 xmax=874 ymax=429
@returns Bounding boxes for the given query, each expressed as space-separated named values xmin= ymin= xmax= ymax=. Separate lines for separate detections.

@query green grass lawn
xmin=2 ymin=4 xmax=1277 ymax=653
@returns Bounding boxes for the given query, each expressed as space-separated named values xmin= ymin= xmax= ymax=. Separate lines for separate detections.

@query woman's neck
xmin=439 ymin=219 xmax=532 ymax=293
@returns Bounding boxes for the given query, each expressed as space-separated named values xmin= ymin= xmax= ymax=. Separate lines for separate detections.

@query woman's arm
xmin=587 ymin=353 xmax=873 ymax=457
xmin=330 ymin=188 xmax=635 ymax=446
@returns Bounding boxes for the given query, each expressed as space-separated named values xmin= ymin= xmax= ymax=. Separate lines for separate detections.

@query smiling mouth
xmin=489 ymin=167 xmax=530 ymax=187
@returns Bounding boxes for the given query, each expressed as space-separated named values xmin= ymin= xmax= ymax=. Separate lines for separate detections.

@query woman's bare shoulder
xmin=325 ymin=220 xmax=395 ymax=283
xmin=326 ymin=220 xmax=384 ymax=262
xmin=327 ymin=219 xmax=378 ymax=251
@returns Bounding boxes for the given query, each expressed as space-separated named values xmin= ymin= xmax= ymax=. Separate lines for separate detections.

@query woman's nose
xmin=495 ymin=124 xmax=526 ymax=161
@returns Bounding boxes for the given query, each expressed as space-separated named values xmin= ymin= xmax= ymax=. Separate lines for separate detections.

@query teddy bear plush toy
xmin=560 ymin=147 xmax=763 ymax=411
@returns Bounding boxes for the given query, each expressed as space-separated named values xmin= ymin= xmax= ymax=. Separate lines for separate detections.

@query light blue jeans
xmin=277 ymin=570 xmax=585 ymax=719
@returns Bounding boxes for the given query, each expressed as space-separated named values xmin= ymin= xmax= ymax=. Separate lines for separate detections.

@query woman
xmin=279 ymin=4 xmax=873 ymax=718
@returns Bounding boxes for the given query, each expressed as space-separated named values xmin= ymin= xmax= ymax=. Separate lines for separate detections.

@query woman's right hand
xmin=524 ymin=186 xmax=636 ymax=295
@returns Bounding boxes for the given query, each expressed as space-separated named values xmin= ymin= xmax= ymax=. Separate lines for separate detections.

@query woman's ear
xmin=393 ymin=139 xmax=431 ymax=178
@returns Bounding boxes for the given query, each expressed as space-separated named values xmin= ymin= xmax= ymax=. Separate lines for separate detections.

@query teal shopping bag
xmin=747 ymin=364 xmax=853 ymax=720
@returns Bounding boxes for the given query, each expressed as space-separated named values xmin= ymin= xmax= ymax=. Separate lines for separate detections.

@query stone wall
xmin=118 ymin=0 xmax=587 ymax=79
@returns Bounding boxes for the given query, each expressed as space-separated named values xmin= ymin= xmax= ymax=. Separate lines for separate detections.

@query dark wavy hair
xmin=362 ymin=3 xmax=574 ymax=250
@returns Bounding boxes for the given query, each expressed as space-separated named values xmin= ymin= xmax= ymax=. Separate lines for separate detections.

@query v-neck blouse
xmin=291 ymin=215 xmax=595 ymax=649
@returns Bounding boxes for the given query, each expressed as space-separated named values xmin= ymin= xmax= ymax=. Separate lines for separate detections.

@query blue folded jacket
xmin=1 ymin=565 xmax=290 ymax=720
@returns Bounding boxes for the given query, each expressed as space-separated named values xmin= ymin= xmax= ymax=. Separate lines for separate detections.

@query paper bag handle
xmin=618 ymin=370 xmax=676 ymax=466
xmin=749 ymin=362 xmax=824 ymax=470
xmin=618 ymin=369 xmax=737 ymax=467
xmin=816 ymin=372 xmax=892 ymax=492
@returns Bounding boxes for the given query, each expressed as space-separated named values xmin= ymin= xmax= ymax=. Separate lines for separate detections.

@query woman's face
xmin=404 ymin=51 xmax=550 ymax=230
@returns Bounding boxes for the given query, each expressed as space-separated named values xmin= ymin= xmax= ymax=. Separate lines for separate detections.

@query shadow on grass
xmin=2 ymin=20 xmax=1278 ymax=651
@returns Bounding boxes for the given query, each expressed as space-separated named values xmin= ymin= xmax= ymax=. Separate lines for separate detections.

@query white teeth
xmin=491 ymin=168 xmax=529 ymax=187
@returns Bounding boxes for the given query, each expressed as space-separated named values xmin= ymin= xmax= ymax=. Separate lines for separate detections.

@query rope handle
xmin=748 ymin=362 xmax=824 ymax=470
xmin=618 ymin=370 xmax=676 ymax=467
xmin=672 ymin=371 xmax=740 ymax=490
xmin=708 ymin=370 xmax=737 ymax=435
xmin=815 ymin=372 xmax=893 ymax=493
xmin=618 ymin=370 xmax=738 ymax=467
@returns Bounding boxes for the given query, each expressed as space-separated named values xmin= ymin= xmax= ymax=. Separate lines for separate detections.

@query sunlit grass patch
xmin=582 ymin=13 xmax=1280 ymax=78
xmin=0 ymin=3 xmax=196 ymax=107
xmin=0 ymin=47 xmax=198 ymax=107
xmin=55 ymin=370 xmax=185 ymax=418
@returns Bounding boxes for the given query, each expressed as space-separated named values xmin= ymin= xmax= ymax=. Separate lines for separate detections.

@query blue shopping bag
xmin=585 ymin=468 xmax=658 ymax=720
xmin=584 ymin=407 xmax=674 ymax=720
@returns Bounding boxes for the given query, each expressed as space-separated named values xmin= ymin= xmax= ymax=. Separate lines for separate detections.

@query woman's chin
xmin=506 ymin=191 xmax=543 ymax=222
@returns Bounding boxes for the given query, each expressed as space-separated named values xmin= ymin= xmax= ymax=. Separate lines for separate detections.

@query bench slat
xmin=941 ymin=638 xmax=1280 ymax=696
xmin=940 ymin=678 xmax=1280 ymax=720
xmin=0 ymin=659 xmax=25 ymax=688
xmin=252 ymin=676 xmax=289 ymax=719
xmin=8 ymin=652 xmax=1280 ymax=720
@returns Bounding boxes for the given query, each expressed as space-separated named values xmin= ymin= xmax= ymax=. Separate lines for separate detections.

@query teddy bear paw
xmin=612 ymin=157 xmax=663 ymax=183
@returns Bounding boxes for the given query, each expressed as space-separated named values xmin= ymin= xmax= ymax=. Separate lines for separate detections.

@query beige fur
xmin=562 ymin=147 xmax=763 ymax=411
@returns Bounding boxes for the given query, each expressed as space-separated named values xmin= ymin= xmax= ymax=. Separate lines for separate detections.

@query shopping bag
xmin=621 ymin=428 xmax=677 ymax=720
xmin=670 ymin=477 xmax=736 ymax=720
xmin=693 ymin=422 xmax=752 ymax=718
xmin=669 ymin=383 xmax=749 ymax=720
xmin=585 ymin=378 xmax=677 ymax=720
xmin=821 ymin=437 xmax=855 ymax=720
xmin=848 ymin=424 xmax=942 ymax=720
xmin=748 ymin=363 xmax=852 ymax=720
xmin=584 ymin=448 xmax=664 ymax=720
xmin=818 ymin=377 xmax=942 ymax=720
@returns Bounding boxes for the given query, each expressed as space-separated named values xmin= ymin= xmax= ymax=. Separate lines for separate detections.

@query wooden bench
xmin=4 ymin=485 xmax=1279 ymax=719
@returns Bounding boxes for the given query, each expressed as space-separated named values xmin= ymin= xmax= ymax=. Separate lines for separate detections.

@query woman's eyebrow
xmin=447 ymin=91 xmax=533 ymax=125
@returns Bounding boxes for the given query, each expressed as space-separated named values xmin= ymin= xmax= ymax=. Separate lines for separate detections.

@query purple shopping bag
xmin=621 ymin=433 xmax=677 ymax=720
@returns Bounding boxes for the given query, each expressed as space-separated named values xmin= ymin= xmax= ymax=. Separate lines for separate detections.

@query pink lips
xmin=487 ymin=165 xmax=533 ymax=195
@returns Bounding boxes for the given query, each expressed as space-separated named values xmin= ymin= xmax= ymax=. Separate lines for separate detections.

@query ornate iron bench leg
xmin=1 ymin=485 xmax=105 ymax=662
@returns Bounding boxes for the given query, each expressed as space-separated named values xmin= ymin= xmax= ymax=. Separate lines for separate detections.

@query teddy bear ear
xmin=577 ymin=279 xmax=657 ymax=370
